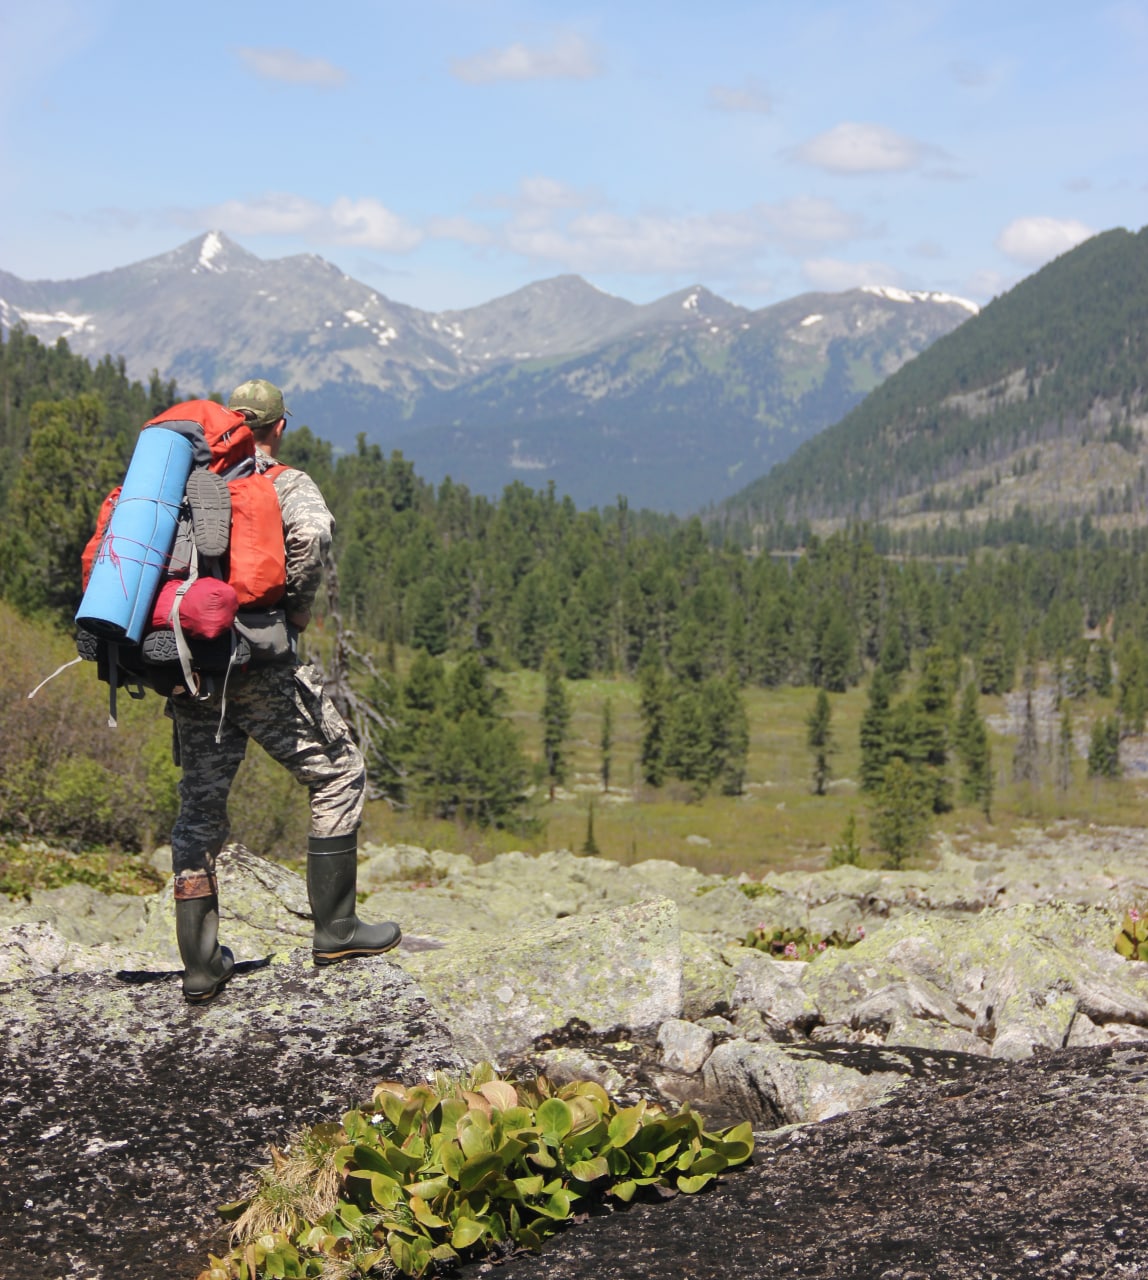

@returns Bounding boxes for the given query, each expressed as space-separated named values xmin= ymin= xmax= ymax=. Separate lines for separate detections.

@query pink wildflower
xmin=817 ymin=940 xmax=828 ymax=951
xmin=1131 ymin=907 xmax=1142 ymax=922
xmin=784 ymin=941 xmax=799 ymax=958
xmin=856 ymin=925 xmax=866 ymax=938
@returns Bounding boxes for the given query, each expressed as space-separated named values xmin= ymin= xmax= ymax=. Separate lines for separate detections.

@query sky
xmin=1 ymin=0 xmax=1145 ymax=313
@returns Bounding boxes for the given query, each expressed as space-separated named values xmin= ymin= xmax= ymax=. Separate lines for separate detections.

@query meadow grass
xmin=365 ymin=667 xmax=1148 ymax=878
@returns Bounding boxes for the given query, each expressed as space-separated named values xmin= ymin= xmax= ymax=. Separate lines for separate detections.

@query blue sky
xmin=2 ymin=0 xmax=1145 ymax=311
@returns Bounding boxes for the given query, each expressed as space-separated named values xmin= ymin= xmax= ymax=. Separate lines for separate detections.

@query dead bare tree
xmin=316 ymin=553 xmax=403 ymax=802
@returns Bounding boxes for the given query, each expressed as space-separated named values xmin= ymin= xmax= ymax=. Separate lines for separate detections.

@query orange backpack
xmin=78 ymin=401 xmax=292 ymax=714
xmin=82 ymin=402 xmax=289 ymax=606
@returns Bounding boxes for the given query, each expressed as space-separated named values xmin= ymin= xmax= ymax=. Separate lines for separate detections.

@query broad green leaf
xmin=451 ymin=1216 xmax=487 ymax=1250
xmin=351 ymin=1144 xmax=396 ymax=1176
xmin=513 ymin=1174 xmax=545 ymax=1198
xmin=459 ymin=1151 xmax=503 ymax=1192
xmin=369 ymin=1171 xmax=402 ymax=1209
xmin=532 ymin=1189 xmax=573 ymax=1220
xmin=410 ymin=1195 xmax=449 ymax=1229
xmin=570 ymin=1155 xmax=610 ymax=1182
xmin=559 ymin=1080 xmax=610 ymax=1113
xmin=684 ymin=1150 xmax=728 ymax=1176
xmin=537 ymin=1098 xmax=573 ymax=1141
xmin=527 ymin=1144 xmax=557 ymax=1169
xmin=407 ymin=1175 xmax=452 ymax=1200
xmin=439 ymin=1097 xmax=468 ymax=1136
xmin=610 ymin=1179 xmax=637 ymax=1202
xmin=216 ymin=1198 xmax=250 ymax=1221
xmin=479 ymin=1080 xmax=518 ymax=1111
xmin=458 ymin=1113 xmax=494 ymax=1159
xmin=677 ymin=1171 xmax=716 ymax=1194
xmin=607 ymin=1104 xmax=646 ymax=1148
xmin=441 ymin=1140 xmax=465 ymax=1181
xmin=499 ymin=1106 xmax=535 ymax=1132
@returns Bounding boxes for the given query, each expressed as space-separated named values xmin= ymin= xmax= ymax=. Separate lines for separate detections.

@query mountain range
xmin=0 ymin=233 xmax=977 ymax=513
xmin=725 ymin=225 xmax=1148 ymax=544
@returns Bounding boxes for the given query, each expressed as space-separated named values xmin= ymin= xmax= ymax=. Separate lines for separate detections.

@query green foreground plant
xmin=1115 ymin=907 xmax=1148 ymax=961
xmin=741 ymin=922 xmax=865 ymax=961
xmin=199 ymin=1064 xmax=754 ymax=1280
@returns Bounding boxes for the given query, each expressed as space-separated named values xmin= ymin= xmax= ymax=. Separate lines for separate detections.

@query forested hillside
xmin=8 ymin=324 xmax=1148 ymax=694
xmin=9 ymin=326 xmax=1148 ymax=857
xmin=724 ymin=226 xmax=1148 ymax=539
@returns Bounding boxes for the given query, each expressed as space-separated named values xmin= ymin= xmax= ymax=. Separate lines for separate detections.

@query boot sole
xmin=313 ymin=936 xmax=402 ymax=967
xmin=182 ymin=953 xmax=236 ymax=1004
xmin=185 ymin=469 xmax=232 ymax=558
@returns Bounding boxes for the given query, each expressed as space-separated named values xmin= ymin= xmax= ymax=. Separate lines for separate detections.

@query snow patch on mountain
xmin=862 ymin=285 xmax=979 ymax=315
xmin=15 ymin=308 xmax=95 ymax=338
xmin=196 ymin=232 xmax=225 ymax=273
xmin=800 ymin=314 xmax=824 ymax=327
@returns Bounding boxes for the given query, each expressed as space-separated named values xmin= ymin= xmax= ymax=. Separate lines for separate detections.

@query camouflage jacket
xmin=256 ymin=454 xmax=333 ymax=615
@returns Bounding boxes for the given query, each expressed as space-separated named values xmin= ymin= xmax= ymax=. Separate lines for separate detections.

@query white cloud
xmin=179 ymin=193 xmax=421 ymax=252
xmin=233 ymin=46 xmax=348 ymax=87
xmin=487 ymin=180 xmax=869 ymax=276
xmin=793 ymin=122 xmax=933 ymax=174
xmin=760 ymin=196 xmax=873 ymax=246
xmin=803 ymin=257 xmax=903 ymax=291
xmin=426 ymin=215 xmax=494 ymax=246
xmin=451 ymin=32 xmax=600 ymax=83
xmin=708 ymin=77 xmax=773 ymax=114
xmin=996 ymin=216 xmax=1093 ymax=265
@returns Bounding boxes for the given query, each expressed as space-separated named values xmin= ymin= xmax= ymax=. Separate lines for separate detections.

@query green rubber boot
xmin=175 ymin=891 xmax=235 ymax=1003
xmin=307 ymin=833 xmax=401 ymax=966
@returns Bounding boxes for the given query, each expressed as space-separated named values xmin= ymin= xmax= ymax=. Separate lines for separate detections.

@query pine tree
xmin=1056 ymin=704 xmax=1075 ymax=791
xmin=1087 ymin=715 xmax=1121 ymax=778
xmin=665 ymin=686 xmax=709 ymax=797
xmin=914 ymin=646 xmax=953 ymax=813
xmin=806 ymin=688 xmax=835 ymax=796
xmin=977 ymin=618 xmax=1010 ymax=696
xmin=859 ymin=670 xmax=892 ymax=792
xmin=638 ymin=641 xmax=669 ymax=787
xmin=1012 ymin=689 xmax=1040 ymax=785
xmin=1090 ymin=639 xmax=1113 ymax=697
xmin=870 ymin=757 xmax=931 ymax=869
xmin=1117 ymin=636 xmax=1148 ymax=736
xmin=954 ymin=683 xmax=993 ymax=819
xmin=600 ymin=697 xmax=614 ymax=793
xmin=878 ymin=623 xmax=909 ymax=687
xmin=580 ymin=799 xmax=600 ymax=856
xmin=830 ymin=813 xmax=862 ymax=866
xmin=541 ymin=649 xmax=571 ymax=798
xmin=702 ymin=674 xmax=750 ymax=796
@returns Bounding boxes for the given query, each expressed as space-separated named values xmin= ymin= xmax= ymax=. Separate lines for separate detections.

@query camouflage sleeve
xmin=272 ymin=468 xmax=334 ymax=613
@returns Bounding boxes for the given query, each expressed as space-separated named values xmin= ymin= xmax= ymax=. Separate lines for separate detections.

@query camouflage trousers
xmin=169 ymin=661 xmax=365 ymax=881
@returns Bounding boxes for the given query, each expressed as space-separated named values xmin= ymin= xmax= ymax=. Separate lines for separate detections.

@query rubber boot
xmin=174 ymin=874 xmax=235 ymax=1003
xmin=307 ymin=832 xmax=401 ymax=966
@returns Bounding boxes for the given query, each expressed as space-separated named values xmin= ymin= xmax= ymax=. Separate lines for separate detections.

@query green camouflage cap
xmin=228 ymin=378 xmax=292 ymax=428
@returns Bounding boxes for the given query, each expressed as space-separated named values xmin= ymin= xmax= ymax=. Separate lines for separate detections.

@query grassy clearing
xmin=366 ymin=666 xmax=1148 ymax=879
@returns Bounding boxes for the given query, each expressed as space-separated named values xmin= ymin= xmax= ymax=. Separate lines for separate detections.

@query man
xmin=170 ymin=378 xmax=400 ymax=1003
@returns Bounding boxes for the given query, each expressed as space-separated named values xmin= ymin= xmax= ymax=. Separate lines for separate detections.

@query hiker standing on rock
xmin=170 ymin=378 xmax=400 ymax=1003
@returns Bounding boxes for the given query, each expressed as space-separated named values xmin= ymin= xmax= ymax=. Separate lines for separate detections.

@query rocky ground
xmin=2 ymin=825 xmax=1147 ymax=1277
xmin=471 ymin=1044 xmax=1148 ymax=1280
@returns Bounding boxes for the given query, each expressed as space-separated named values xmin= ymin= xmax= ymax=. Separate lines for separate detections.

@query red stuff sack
xmin=150 ymin=577 xmax=239 ymax=639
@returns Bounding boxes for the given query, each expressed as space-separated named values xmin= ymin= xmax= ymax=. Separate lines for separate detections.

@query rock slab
xmin=402 ymin=897 xmax=683 ymax=1063
xmin=479 ymin=1045 xmax=1148 ymax=1280
xmin=0 ymin=952 xmax=462 ymax=1280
